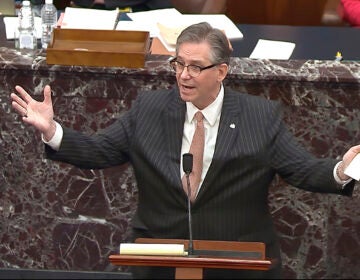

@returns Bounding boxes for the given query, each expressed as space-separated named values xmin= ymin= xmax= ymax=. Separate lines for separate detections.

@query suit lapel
xmin=163 ymin=88 xmax=186 ymax=190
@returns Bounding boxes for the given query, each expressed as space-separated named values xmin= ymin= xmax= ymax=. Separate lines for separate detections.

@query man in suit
xmin=10 ymin=22 xmax=359 ymax=279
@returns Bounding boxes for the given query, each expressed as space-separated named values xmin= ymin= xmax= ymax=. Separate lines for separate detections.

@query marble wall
xmin=1 ymin=47 xmax=359 ymax=278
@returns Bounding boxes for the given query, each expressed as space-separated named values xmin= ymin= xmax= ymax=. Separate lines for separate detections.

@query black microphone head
xmin=183 ymin=153 xmax=193 ymax=174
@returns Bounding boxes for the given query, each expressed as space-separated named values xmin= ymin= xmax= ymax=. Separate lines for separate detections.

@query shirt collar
xmin=186 ymin=84 xmax=224 ymax=126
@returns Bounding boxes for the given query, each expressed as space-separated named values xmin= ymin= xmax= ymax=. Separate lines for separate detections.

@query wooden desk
xmin=109 ymin=238 xmax=276 ymax=279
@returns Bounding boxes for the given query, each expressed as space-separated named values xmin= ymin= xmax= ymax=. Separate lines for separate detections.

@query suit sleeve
xmin=45 ymin=92 xmax=144 ymax=169
xmin=267 ymin=101 xmax=354 ymax=196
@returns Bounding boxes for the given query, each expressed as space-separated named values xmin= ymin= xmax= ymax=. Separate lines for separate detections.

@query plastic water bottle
xmin=41 ymin=0 xmax=57 ymax=49
xmin=17 ymin=0 xmax=37 ymax=49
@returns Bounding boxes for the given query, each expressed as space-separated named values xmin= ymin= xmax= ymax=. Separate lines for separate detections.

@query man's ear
xmin=217 ymin=63 xmax=229 ymax=82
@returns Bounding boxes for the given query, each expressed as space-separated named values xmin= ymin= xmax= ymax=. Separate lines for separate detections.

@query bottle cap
xmin=45 ymin=0 xmax=53 ymax=4
xmin=335 ymin=51 xmax=343 ymax=62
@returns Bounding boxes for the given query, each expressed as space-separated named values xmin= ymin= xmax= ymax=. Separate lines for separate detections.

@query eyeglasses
xmin=169 ymin=58 xmax=218 ymax=77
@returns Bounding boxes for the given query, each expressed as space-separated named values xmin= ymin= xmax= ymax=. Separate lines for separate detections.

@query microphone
xmin=183 ymin=153 xmax=193 ymax=175
xmin=182 ymin=153 xmax=194 ymax=256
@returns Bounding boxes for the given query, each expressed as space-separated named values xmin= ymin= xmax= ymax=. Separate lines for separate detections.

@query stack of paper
xmin=119 ymin=243 xmax=187 ymax=256
xmin=158 ymin=14 xmax=242 ymax=52
xmin=156 ymin=22 xmax=186 ymax=46
xmin=60 ymin=7 xmax=119 ymax=30
xmin=117 ymin=8 xmax=182 ymax=37
xmin=118 ymin=9 xmax=243 ymax=52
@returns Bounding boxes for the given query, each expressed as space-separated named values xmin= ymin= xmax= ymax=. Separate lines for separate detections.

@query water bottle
xmin=41 ymin=0 xmax=57 ymax=49
xmin=17 ymin=0 xmax=37 ymax=49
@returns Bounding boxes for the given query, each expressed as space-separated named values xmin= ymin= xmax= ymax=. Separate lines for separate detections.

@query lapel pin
xmin=230 ymin=123 xmax=235 ymax=129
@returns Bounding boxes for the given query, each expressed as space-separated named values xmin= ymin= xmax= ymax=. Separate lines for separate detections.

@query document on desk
xmin=119 ymin=243 xmax=187 ymax=256
xmin=118 ymin=9 xmax=243 ymax=52
xmin=250 ymin=39 xmax=296 ymax=60
xmin=157 ymin=14 xmax=243 ymax=52
xmin=61 ymin=7 xmax=119 ymax=30
xmin=117 ymin=8 xmax=182 ymax=37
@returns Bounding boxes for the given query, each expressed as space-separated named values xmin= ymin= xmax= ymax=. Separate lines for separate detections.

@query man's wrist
xmin=42 ymin=121 xmax=63 ymax=151
xmin=42 ymin=121 xmax=57 ymax=142
xmin=336 ymin=161 xmax=350 ymax=181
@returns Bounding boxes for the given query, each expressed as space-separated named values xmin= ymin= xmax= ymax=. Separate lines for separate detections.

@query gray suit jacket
xmin=46 ymin=87 xmax=353 ymax=277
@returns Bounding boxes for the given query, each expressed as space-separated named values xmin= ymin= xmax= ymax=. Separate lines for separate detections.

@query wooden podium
xmin=109 ymin=238 xmax=277 ymax=279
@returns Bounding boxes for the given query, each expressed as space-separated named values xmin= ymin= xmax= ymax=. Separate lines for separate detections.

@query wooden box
xmin=46 ymin=28 xmax=150 ymax=68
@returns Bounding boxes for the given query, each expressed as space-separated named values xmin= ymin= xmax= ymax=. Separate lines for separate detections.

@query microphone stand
xmin=185 ymin=171 xmax=194 ymax=256
xmin=182 ymin=153 xmax=195 ymax=256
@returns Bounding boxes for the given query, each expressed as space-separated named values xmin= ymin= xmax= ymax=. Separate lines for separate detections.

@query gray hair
xmin=175 ymin=22 xmax=231 ymax=65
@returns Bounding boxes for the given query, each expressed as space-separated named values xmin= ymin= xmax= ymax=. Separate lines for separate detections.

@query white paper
xmin=119 ymin=243 xmax=187 ymax=256
xmin=124 ymin=8 xmax=182 ymax=37
xmin=250 ymin=39 xmax=295 ymax=60
xmin=116 ymin=20 xmax=155 ymax=35
xmin=123 ymin=9 xmax=243 ymax=52
xmin=344 ymin=154 xmax=360 ymax=181
xmin=61 ymin=7 xmax=119 ymax=30
xmin=158 ymin=14 xmax=243 ymax=52
xmin=4 ymin=16 xmax=42 ymax=39
xmin=175 ymin=14 xmax=243 ymax=40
